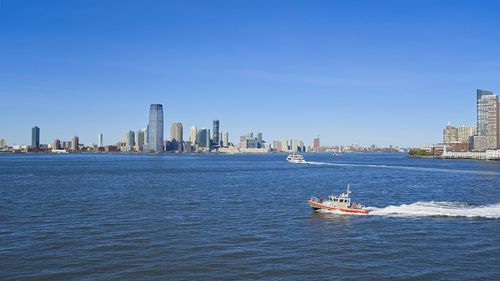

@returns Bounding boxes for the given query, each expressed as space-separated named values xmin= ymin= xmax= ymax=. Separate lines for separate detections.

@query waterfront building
xmin=469 ymin=135 xmax=488 ymax=152
xmin=71 ymin=136 xmax=79 ymax=151
xmin=196 ymin=128 xmax=212 ymax=149
xmin=0 ymin=138 xmax=5 ymax=148
xmin=126 ymin=131 xmax=135 ymax=148
xmin=312 ymin=137 xmax=321 ymax=152
xmin=213 ymin=120 xmax=220 ymax=146
xmin=476 ymin=89 xmax=499 ymax=150
xmin=190 ymin=125 xmax=197 ymax=144
xmin=147 ymin=104 xmax=164 ymax=152
xmin=256 ymin=133 xmax=263 ymax=145
xmin=98 ymin=133 xmax=103 ymax=148
xmin=53 ymin=139 xmax=61 ymax=150
xmin=223 ymin=131 xmax=229 ymax=147
xmin=288 ymin=140 xmax=305 ymax=152
xmin=240 ymin=132 xmax=264 ymax=149
xmin=171 ymin=122 xmax=183 ymax=142
xmin=135 ymin=130 xmax=145 ymax=151
xmin=457 ymin=125 xmax=476 ymax=143
xmin=31 ymin=126 xmax=40 ymax=149
xmin=272 ymin=140 xmax=282 ymax=152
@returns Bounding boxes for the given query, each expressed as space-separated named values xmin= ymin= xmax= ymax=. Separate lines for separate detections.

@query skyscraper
xmin=0 ymin=138 xmax=5 ymax=148
xmin=71 ymin=136 xmax=79 ymax=151
xmin=53 ymin=139 xmax=61 ymax=150
xmin=147 ymin=104 xmax=164 ymax=152
xmin=197 ymin=128 xmax=209 ymax=148
xmin=171 ymin=122 xmax=183 ymax=142
xmin=212 ymin=120 xmax=220 ymax=146
xmin=476 ymin=89 xmax=499 ymax=149
xmin=126 ymin=131 xmax=135 ymax=147
xmin=223 ymin=131 xmax=229 ymax=147
xmin=31 ymin=126 xmax=40 ymax=149
xmin=190 ymin=125 xmax=197 ymax=144
xmin=135 ymin=130 xmax=145 ymax=151
xmin=98 ymin=133 xmax=104 ymax=148
xmin=312 ymin=137 xmax=321 ymax=152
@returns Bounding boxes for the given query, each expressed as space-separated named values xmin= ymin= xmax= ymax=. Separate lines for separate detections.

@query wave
xmin=303 ymin=161 xmax=500 ymax=176
xmin=367 ymin=201 xmax=500 ymax=219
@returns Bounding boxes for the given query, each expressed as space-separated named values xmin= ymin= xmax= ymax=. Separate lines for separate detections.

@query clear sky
xmin=1 ymin=0 xmax=500 ymax=147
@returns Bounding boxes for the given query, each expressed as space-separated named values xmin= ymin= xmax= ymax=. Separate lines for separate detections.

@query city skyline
xmin=2 ymin=1 xmax=500 ymax=146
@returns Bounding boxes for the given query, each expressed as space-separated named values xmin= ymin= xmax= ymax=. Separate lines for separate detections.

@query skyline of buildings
xmin=430 ymin=89 xmax=500 ymax=155
xmin=1 ymin=102 xmax=407 ymax=153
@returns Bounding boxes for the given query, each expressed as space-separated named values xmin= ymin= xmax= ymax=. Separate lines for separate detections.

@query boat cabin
xmin=328 ymin=195 xmax=351 ymax=208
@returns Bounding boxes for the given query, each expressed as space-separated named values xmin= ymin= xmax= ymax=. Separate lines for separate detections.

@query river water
xmin=1 ymin=153 xmax=499 ymax=280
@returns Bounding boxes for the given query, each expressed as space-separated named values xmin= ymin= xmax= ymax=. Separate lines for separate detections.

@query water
xmin=1 ymin=153 xmax=499 ymax=280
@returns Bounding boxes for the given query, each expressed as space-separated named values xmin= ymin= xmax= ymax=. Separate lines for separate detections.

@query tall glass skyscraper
xmin=212 ymin=120 xmax=220 ymax=146
xmin=476 ymin=89 xmax=499 ymax=149
xmin=147 ymin=104 xmax=164 ymax=152
xmin=477 ymin=89 xmax=493 ymax=137
xmin=31 ymin=126 xmax=40 ymax=149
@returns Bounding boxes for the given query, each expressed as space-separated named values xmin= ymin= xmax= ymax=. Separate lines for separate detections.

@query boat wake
xmin=303 ymin=161 xmax=500 ymax=176
xmin=367 ymin=201 xmax=500 ymax=219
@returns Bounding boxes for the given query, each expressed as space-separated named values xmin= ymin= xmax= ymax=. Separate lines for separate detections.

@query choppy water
xmin=1 ymin=153 xmax=499 ymax=280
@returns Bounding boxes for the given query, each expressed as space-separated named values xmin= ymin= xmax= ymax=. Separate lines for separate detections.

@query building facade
xmin=312 ymin=137 xmax=321 ymax=152
xmin=31 ymin=126 xmax=40 ymax=149
xmin=223 ymin=131 xmax=229 ymax=147
xmin=71 ymin=136 xmax=79 ymax=151
xmin=147 ymin=104 xmax=164 ymax=152
xmin=212 ymin=120 xmax=220 ymax=146
xmin=53 ymin=139 xmax=61 ymax=150
xmin=170 ymin=122 xmax=183 ymax=142
xmin=190 ymin=125 xmax=197 ymax=144
xmin=135 ymin=130 xmax=145 ymax=151
xmin=476 ymin=89 xmax=499 ymax=150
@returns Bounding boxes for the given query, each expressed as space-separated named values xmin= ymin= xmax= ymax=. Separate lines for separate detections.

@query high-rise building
xmin=190 ymin=125 xmax=197 ymax=144
xmin=147 ymin=104 xmax=164 ymax=152
xmin=443 ymin=123 xmax=458 ymax=144
xmin=135 ymin=130 xmax=145 ymax=151
xmin=212 ymin=120 xmax=220 ymax=146
xmin=312 ymin=137 xmax=321 ymax=152
xmin=273 ymin=141 xmax=282 ymax=152
xmin=71 ymin=136 xmax=79 ymax=151
xmin=126 ymin=131 xmax=135 ymax=147
xmin=256 ymin=133 xmax=263 ymax=148
xmin=98 ymin=133 xmax=104 ymax=148
xmin=197 ymin=128 xmax=209 ymax=148
xmin=0 ymin=138 xmax=5 ymax=148
xmin=31 ymin=126 xmax=40 ymax=149
xmin=223 ymin=131 xmax=229 ymax=147
xmin=457 ymin=125 xmax=476 ymax=143
xmin=53 ymin=139 xmax=61 ymax=150
xmin=171 ymin=122 xmax=183 ymax=142
xmin=476 ymin=89 xmax=499 ymax=149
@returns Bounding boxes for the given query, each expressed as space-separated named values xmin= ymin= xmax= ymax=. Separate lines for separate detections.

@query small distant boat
xmin=287 ymin=153 xmax=306 ymax=164
xmin=308 ymin=185 xmax=368 ymax=215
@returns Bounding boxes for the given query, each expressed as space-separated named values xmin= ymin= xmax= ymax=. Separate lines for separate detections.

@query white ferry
xmin=308 ymin=186 xmax=368 ymax=215
xmin=287 ymin=153 xmax=306 ymax=164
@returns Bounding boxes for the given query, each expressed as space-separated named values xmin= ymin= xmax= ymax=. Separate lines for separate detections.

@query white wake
xmin=367 ymin=201 xmax=500 ymax=219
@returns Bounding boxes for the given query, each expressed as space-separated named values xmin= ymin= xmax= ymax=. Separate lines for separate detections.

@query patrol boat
xmin=287 ymin=153 xmax=306 ymax=164
xmin=308 ymin=185 xmax=368 ymax=215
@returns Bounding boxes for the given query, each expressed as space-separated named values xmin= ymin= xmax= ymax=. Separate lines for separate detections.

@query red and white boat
xmin=308 ymin=185 xmax=369 ymax=215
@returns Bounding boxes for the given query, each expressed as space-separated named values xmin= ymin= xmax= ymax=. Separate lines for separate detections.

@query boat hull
xmin=307 ymin=200 xmax=369 ymax=215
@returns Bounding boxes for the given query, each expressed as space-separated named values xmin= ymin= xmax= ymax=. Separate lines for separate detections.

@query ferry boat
xmin=287 ymin=153 xmax=306 ymax=164
xmin=308 ymin=185 xmax=368 ymax=215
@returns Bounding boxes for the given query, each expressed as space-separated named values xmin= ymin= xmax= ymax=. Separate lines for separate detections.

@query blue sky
xmin=1 ymin=0 xmax=500 ymax=147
